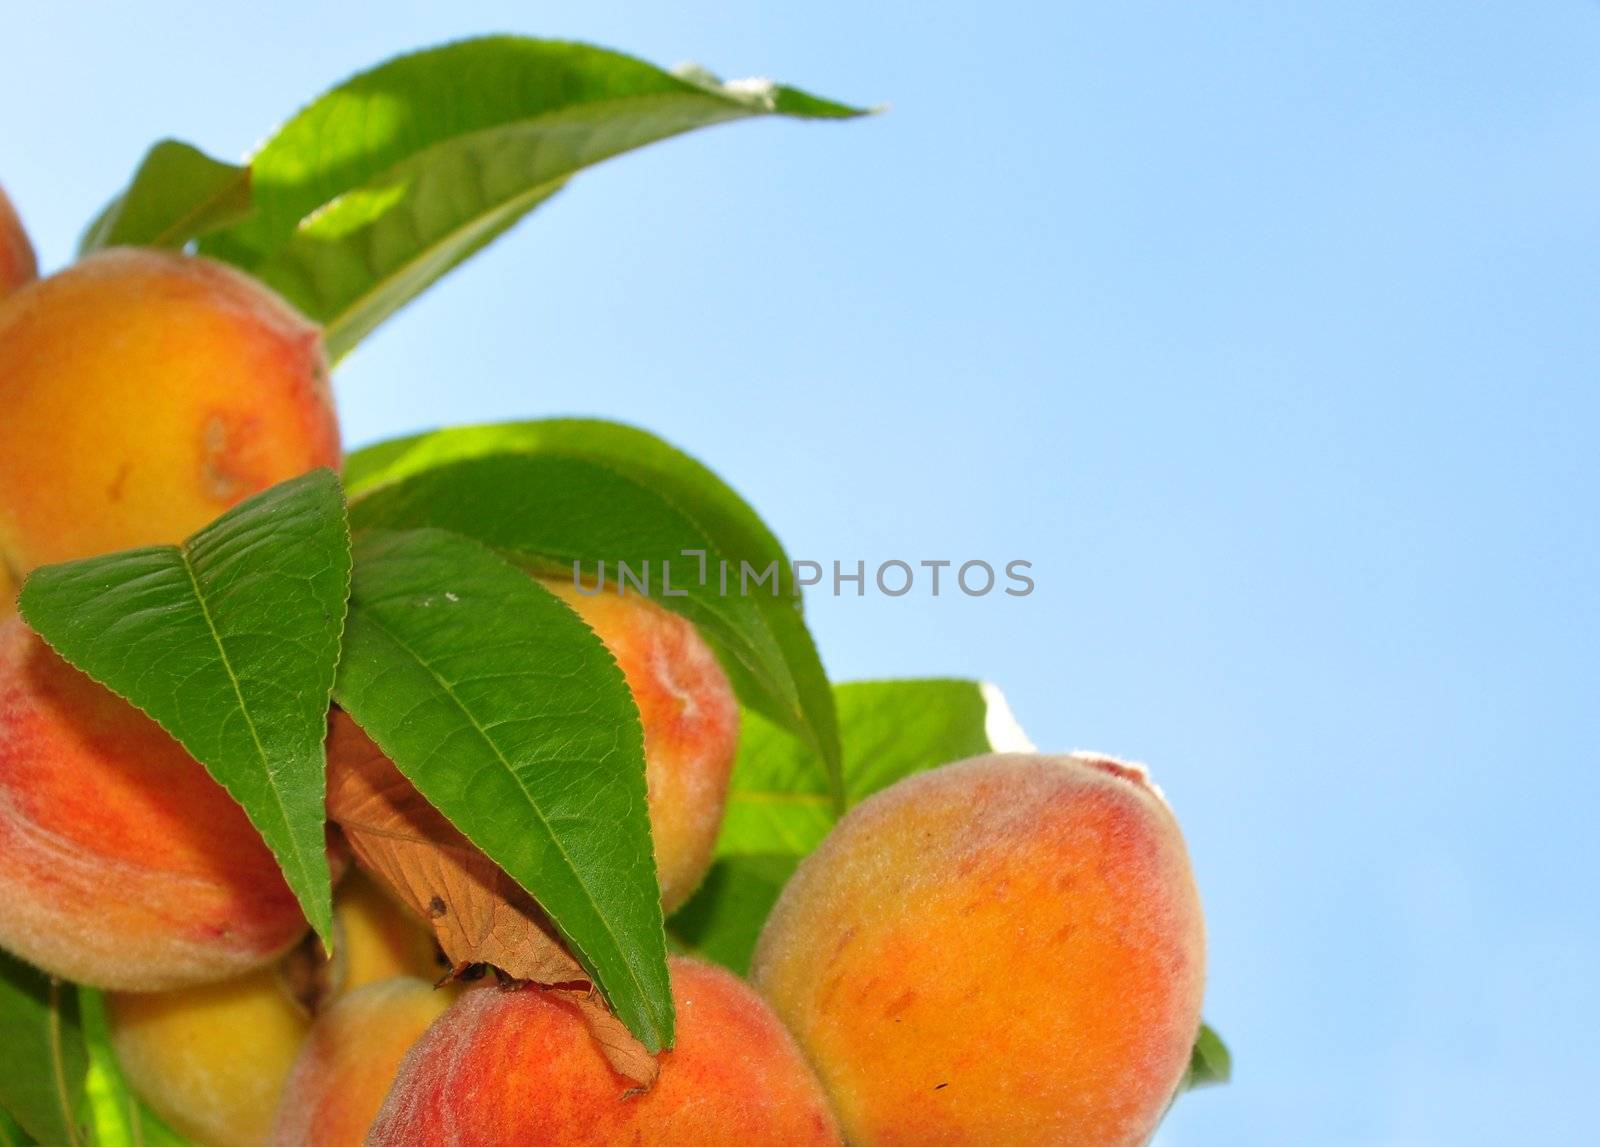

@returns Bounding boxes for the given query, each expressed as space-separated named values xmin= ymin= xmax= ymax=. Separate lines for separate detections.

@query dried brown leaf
xmin=324 ymin=712 xmax=656 ymax=1086
xmin=562 ymin=987 xmax=661 ymax=1091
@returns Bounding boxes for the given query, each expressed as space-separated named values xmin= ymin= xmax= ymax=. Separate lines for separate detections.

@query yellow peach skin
xmin=107 ymin=876 xmax=446 ymax=1147
xmin=271 ymin=978 xmax=453 ymax=1147
xmin=0 ymin=247 xmax=339 ymax=614
xmin=540 ymin=579 xmax=739 ymax=912
xmin=0 ymin=618 xmax=309 ymax=988
xmin=109 ymin=966 xmax=311 ymax=1147
xmin=0 ymin=185 xmax=36 ymax=300
xmin=751 ymin=753 xmax=1207 ymax=1147
xmin=336 ymin=869 xmax=445 ymax=992
xmin=367 ymin=957 xmax=841 ymax=1146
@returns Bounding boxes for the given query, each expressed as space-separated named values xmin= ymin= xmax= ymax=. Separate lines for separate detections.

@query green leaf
xmin=79 ymin=140 xmax=251 ymax=255
xmin=1181 ymin=1023 xmax=1232 ymax=1091
xmin=666 ymin=854 xmax=797 ymax=976
xmin=348 ymin=451 xmax=842 ymax=810
xmin=719 ymin=678 xmax=1018 ymax=858
xmin=76 ymin=991 xmax=190 ymax=1147
xmin=334 ymin=528 xmax=671 ymax=1050
xmin=0 ymin=954 xmax=89 ymax=1146
xmin=347 ymin=421 xmax=795 ymax=589
xmin=672 ymin=678 xmax=1027 ymax=972
xmin=200 ymin=36 xmax=868 ymax=359
xmin=16 ymin=470 xmax=352 ymax=945
xmin=0 ymin=1107 xmax=36 ymax=1147
xmin=347 ymin=418 xmax=841 ymax=811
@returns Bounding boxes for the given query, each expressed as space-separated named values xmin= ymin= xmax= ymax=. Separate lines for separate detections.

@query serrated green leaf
xmin=672 ymin=678 xmax=1023 ymax=973
xmin=16 ymin=471 xmax=351 ymax=945
xmin=346 ymin=419 xmax=842 ymax=813
xmin=333 ymin=528 xmax=671 ymax=1050
xmin=0 ymin=954 xmax=89 ymax=1146
xmin=200 ymin=36 xmax=868 ymax=359
xmin=1182 ymin=1023 xmax=1232 ymax=1091
xmin=79 ymin=140 xmax=251 ymax=255
xmin=348 ymin=451 xmax=843 ymax=813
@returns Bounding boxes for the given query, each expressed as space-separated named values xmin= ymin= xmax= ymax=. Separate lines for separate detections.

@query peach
xmin=107 ymin=876 xmax=447 ymax=1147
xmin=0 ymin=617 xmax=309 ymax=988
xmin=108 ymin=965 xmax=311 ymax=1147
xmin=541 ymin=578 xmax=739 ymax=912
xmin=0 ymin=247 xmax=338 ymax=613
xmin=367 ymin=957 xmax=840 ymax=1145
xmin=0 ymin=185 xmax=36 ymax=300
xmin=272 ymin=977 xmax=452 ymax=1147
xmin=336 ymin=869 xmax=444 ymax=992
xmin=751 ymin=753 xmax=1207 ymax=1147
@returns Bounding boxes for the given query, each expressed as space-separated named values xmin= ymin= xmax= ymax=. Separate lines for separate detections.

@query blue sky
xmin=6 ymin=3 xmax=1598 ymax=1143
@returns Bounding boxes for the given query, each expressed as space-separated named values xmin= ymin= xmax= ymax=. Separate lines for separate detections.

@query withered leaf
xmin=563 ymin=988 xmax=662 ymax=1094
xmin=326 ymin=712 xmax=658 ymax=1087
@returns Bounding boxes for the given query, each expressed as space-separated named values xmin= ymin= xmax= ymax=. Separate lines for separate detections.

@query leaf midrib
xmin=270 ymin=89 xmax=759 ymax=357
xmin=352 ymin=603 xmax=659 ymax=1030
xmin=176 ymin=549 xmax=304 ymax=880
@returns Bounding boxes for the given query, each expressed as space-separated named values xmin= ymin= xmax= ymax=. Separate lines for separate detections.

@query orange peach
xmin=0 ymin=617 xmax=308 ymax=988
xmin=0 ymin=185 xmax=36 ymax=300
xmin=272 ymin=977 xmax=453 ymax=1147
xmin=367 ymin=957 xmax=840 ymax=1145
xmin=541 ymin=579 xmax=739 ymax=912
xmin=0 ymin=247 xmax=338 ymax=613
xmin=751 ymin=753 xmax=1207 ymax=1147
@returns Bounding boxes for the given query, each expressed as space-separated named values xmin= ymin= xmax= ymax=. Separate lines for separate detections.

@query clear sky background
xmin=6 ymin=3 xmax=1597 ymax=1143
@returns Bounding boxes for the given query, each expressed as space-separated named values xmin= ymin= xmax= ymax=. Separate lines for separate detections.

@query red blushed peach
xmin=0 ymin=617 xmax=309 ymax=989
xmin=0 ymin=247 xmax=339 ymax=614
xmin=367 ymin=957 xmax=841 ymax=1146
xmin=0 ymin=185 xmax=36 ymax=300
xmin=540 ymin=579 xmax=739 ymax=912
xmin=272 ymin=977 xmax=452 ymax=1147
xmin=751 ymin=753 xmax=1207 ymax=1147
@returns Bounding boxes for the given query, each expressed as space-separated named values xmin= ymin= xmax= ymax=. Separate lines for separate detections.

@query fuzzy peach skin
xmin=272 ymin=978 xmax=452 ymax=1147
xmin=540 ymin=579 xmax=739 ymax=912
xmin=367 ymin=957 xmax=841 ymax=1146
xmin=109 ymin=965 xmax=312 ymax=1147
xmin=751 ymin=753 xmax=1207 ymax=1147
xmin=0 ymin=247 xmax=338 ymax=612
xmin=0 ymin=617 xmax=309 ymax=988
xmin=0 ymin=185 xmax=36 ymax=299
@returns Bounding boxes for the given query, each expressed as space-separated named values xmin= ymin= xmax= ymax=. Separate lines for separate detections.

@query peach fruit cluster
xmin=0 ymin=188 xmax=1207 ymax=1146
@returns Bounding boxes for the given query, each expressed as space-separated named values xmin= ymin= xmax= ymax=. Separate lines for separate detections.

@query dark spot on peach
xmin=883 ymin=990 xmax=917 ymax=1019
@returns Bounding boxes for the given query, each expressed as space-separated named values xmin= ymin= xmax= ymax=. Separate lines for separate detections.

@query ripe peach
xmin=367 ymin=957 xmax=840 ymax=1145
xmin=108 ymin=965 xmax=311 ymax=1147
xmin=272 ymin=977 xmax=452 ymax=1147
xmin=0 ymin=185 xmax=36 ymax=299
xmin=751 ymin=753 xmax=1207 ymax=1147
xmin=540 ymin=578 xmax=740 ymax=912
xmin=107 ymin=876 xmax=446 ymax=1147
xmin=336 ymin=869 xmax=444 ymax=991
xmin=0 ymin=617 xmax=308 ymax=989
xmin=0 ymin=247 xmax=338 ymax=612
